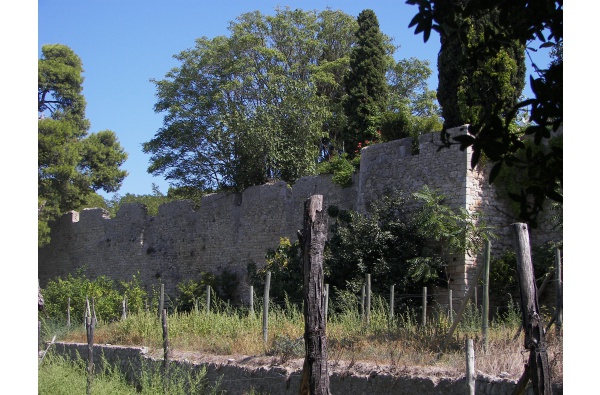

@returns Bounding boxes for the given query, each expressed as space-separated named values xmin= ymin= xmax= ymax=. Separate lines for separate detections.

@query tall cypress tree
xmin=436 ymin=2 xmax=526 ymax=129
xmin=343 ymin=9 xmax=388 ymax=155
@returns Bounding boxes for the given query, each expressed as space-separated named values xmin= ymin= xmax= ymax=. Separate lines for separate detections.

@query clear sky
xmin=37 ymin=0 xmax=552 ymax=199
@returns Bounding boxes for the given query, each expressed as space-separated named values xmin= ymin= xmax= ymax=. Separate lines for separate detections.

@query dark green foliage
xmin=107 ymin=184 xmax=173 ymax=217
xmin=41 ymin=272 xmax=147 ymax=322
xmin=251 ymin=187 xmax=495 ymax=309
xmin=435 ymin=2 xmax=526 ymax=128
xmin=343 ymin=9 xmax=390 ymax=155
xmin=379 ymin=110 xmax=411 ymax=142
xmin=325 ymin=186 xmax=495 ymax=304
xmin=145 ymin=9 xmax=357 ymax=192
xmin=175 ymin=269 xmax=240 ymax=312
xmin=326 ymin=193 xmax=425 ymax=298
xmin=489 ymin=241 xmax=562 ymax=304
xmin=38 ymin=44 xmax=128 ymax=246
xmin=247 ymin=237 xmax=304 ymax=304
xmin=407 ymin=0 xmax=563 ymax=227
xmin=316 ymin=153 xmax=360 ymax=187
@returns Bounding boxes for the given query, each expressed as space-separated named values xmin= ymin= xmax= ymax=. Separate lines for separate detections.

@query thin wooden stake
xmin=449 ymin=289 xmax=453 ymax=324
xmin=162 ymin=308 xmax=170 ymax=394
xmin=466 ymin=339 xmax=475 ymax=395
xmin=389 ymin=284 xmax=395 ymax=323
xmin=263 ymin=271 xmax=271 ymax=343
xmin=324 ymin=284 xmax=329 ymax=323
xmin=85 ymin=298 xmax=95 ymax=395
xmin=422 ymin=286 xmax=427 ymax=327
xmin=249 ymin=285 xmax=254 ymax=316
xmin=555 ymin=247 xmax=562 ymax=330
xmin=482 ymin=240 xmax=491 ymax=353
xmin=360 ymin=285 xmax=365 ymax=324
xmin=440 ymin=262 xmax=486 ymax=353
xmin=122 ymin=295 xmax=128 ymax=320
xmin=206 ymin=285 xmax=211 ymax=314
xmin=366 ymin=274 xmax=371 ymax=326
xmin=158 ymin=283 xmax=164 ymax=317
xmin=67 ymin=297 xmax=71 ymax=329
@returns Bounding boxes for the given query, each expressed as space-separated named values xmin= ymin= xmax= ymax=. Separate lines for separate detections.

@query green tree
xmin=144 ymin=8 xmax=349 ymax=192
xmin=407 ymin=0 xmax=562 ymax=227
xmin=107 ymin=184 xmax=173 ymax=217
xmin=434 ymin=1 xmax=526 ymax=129
xmin=343 ymin=9 xmax=391 ymax=155
xmin=312 ymin=9 xmax=359 ymax=160
xmin=325 ymin=188 xmax=495 ymax=298
xmin=382 ymin=57 xmax=443 ymax=146
xmin=38 ymin=44 xmax=128 ymax=246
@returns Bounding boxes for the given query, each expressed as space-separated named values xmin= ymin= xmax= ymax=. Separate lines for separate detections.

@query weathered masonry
xmin=38 ymin=126 xmax=561 ymax=302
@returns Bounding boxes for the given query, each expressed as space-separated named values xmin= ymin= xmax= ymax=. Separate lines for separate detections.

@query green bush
xmin=490 ymin=240 xmax=562 ymax=294
xmin=316 ymin=153 xmax=360 ymax=187
xmin=175 ymin=269 xmax=240 ymax=312
xmin=42 ymin=271 xmax=147 ymax=323
xmin=247 ymin=237 xmax=304 ymax=304
xmin=325 ymin=186 xmax=496 ymax=308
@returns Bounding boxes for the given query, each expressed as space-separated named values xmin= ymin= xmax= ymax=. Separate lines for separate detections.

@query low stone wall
xmin=50 ymin=342 xmax=562 ymax=395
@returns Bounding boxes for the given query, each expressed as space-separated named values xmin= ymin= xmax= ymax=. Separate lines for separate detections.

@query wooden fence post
xmin=162 ymin=308 xmax=170 ymax=394
xmin=249 ymin=285 xmax=254 ymax=316
xmin=85 ymin=298 xmax=95 ymax=395
xmin=448 ymin=290 xmax=453 ymax=324
xmin=263 ymin=271 xmax=271 ymax=343
xmin=206 ymin=285 xmax=211 ymax=315
xmin=158 ymin=283 xmax=164 ymax=317
xmin=122 ymin=295 xmax=128 ymax=320
xmin=422 ymin=286 xmax=427 ymax=327
xmin=298 ymin=195 xmax=331 ymax=395
xmin=511 ymin=223 xmax=553 ymax=395
xmin=366 ymin=274 xmax=371 ymax=326
xmin=440 ymin=262 xmax=486 ymax=353
xmin=482 ymin=240 xmax=491 ymax=353
xmin=465 ymin=339 xmax=475 ymax=395
xmin=67 ymin=297 xmax=71 ymax=329
xmin=555 ymin=247 xmax=563 ymax=330
xmin=324 ymin=284 xmax=329 ymax=323
xmin=389 ymin=284 xmax=395 ymax=324
xmin=360 ymin=285 xmax=365 ymax=324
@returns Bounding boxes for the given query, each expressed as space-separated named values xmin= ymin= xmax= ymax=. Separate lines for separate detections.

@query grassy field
xmin=39 ymin=295 xmax=563 ymax=386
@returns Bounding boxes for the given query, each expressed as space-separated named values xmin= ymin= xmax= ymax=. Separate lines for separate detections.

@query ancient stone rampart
xmin=38 ymin=126 xmax=561 ymax=302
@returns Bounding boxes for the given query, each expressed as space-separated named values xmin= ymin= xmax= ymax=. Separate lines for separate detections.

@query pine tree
xmin=343 ymin=9 xmax=389 ymax=155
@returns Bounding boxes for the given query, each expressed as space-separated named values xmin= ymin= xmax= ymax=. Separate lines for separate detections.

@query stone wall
xmin=49 ymin=342 xmax=562 ymax=395
xmin=38 ymin=126 xmax=562 ymax=302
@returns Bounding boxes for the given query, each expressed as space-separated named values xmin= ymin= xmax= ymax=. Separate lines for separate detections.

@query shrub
xmin=248 ymin=237 xmax=304 ymax=304
xmin=316 ymin=153 xmax=360 ymax=187
xmin=42 ymin=271 xmax=147 ymax=323
xmin=325 ymin=186 xmax=496 ymax=307
xmin=175 ymin=269 xmax=240 ymax=312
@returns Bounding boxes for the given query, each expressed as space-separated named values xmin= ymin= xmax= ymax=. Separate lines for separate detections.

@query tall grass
xmin=46 ymin=292 xmax=562 ymax=384
xmin=38 ymin=351 xmax=221 ymax=394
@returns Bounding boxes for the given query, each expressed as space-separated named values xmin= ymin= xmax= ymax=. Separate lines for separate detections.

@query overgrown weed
xmin=52 ymin=295 xmax=561 ymax=384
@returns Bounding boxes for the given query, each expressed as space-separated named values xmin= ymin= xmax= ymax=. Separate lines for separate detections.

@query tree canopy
xmin=407 ymin=0 xmax=562 ymax=226
xmin=343 ymin=9 xmax=390 ymax=154
xmin=144 ymin=8 xmax=442 ymax=194
xmin=38 ymin=44 xmax=128 ymax=246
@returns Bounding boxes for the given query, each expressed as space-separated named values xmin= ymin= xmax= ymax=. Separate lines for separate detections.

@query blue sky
xmin=37 ymin=0 xmax=553 ymax=199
